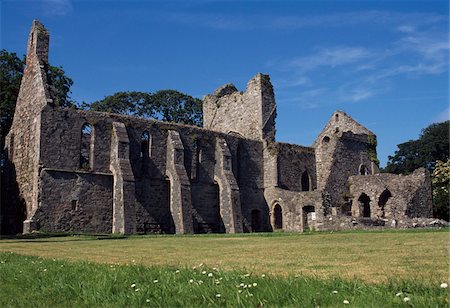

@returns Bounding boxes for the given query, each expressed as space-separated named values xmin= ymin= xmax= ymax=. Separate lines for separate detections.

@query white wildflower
xmin=146 ymin=299 xmax=150 ymax=303
xmin=202 ymin=270 xmax=207 ymax=275
xmin=238 ymin=290 xmax=242 ymax=293
xmin=332 ymin=290 xmax=338 ymax=294
xmin=343 ymin=300 xmax=349 ymax=304
xmin=395 ymin=292 xmax=402 ymax=297
xmin=198 ymin=280 xmax=203 ymax=284
xmin=244 ymin=273 xmax=250 ymax=277
xmin=175 ymin=270 xmax=180 ymax=274
xmin=135 ymin=288 xmax=140 ymax=292
xmin=253 ymin=283 xmax=257 ymax=287
xmin=189 ymin=279 xmax=194 ymax=283
xmin=403 ymin=297 xmax=410 ymax=302
xmin=240 ymin=283 xmax=245 ymax=287
xmin=131 ymin=283 xmax=136 ymax=288
xmin=261 ymin=274 xmax=266 ymax=278
xmin=208 ymin=273 xmax=213 ymax=277
xmin=215 ymin=294 xmax=221 ymax=298
xmin=440 ymin=283 xmax=448 ymax=288
xmin=153 ymin=279 xmax=158 ymax=283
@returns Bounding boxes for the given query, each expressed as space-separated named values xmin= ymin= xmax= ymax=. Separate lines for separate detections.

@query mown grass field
xmin=1 ymin=229 xmax=449 ymax=307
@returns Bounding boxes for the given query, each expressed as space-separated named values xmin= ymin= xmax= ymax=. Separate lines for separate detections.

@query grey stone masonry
xmin=166 ymin=130 xmax=194 ymax=234
xmin=2 ymin=20 xmax=442 ymax=235
xmin=110 ymin=122 xmax=136 ymax=234
xmin=214 ymin=137 xmax=243 ymax=233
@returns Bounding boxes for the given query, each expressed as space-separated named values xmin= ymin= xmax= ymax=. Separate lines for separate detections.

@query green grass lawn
xmin=0 ymin=229 xmax=449 ymax=307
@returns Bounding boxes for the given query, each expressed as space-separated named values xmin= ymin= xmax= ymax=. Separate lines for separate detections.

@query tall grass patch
xmin=1 ymin=252 xmax=448 ymax=307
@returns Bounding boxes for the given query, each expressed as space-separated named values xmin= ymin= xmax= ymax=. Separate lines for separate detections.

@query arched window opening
xmin=378 ymin=189 xmax=392 ymax=218
xmin=302 ymin=205 xmax=316 ymax=231
xmin=80 ymin=123 xmax=93 ymax=169
xmin=251 ymin=209 xmax=262 ymax=232
xmin=301 ymin=170 xmax=310 ymax=191
xmin=273 ymin=204 xmax=283 ymax=229
xmin=322 ymin=136 xmax=330 ymax=145
xmin=359 ymin=164 xmax=369 ymax=175
xmin=358 ymin=193 xmax=371 ymax=218
xmin=141 ymin=131 xmax=150 ymax=158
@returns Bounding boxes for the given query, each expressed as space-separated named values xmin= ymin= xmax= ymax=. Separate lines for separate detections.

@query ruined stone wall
xmin=348 ymin=168 xmax=433 ymax=220
xmin=314 ymin=111 xmax=379 ymax=211
xmin=35 ymin=170 xmax=113 ymax=233
xmin=5 ymin=21 xmax=53 ymax=232
xmin=203 ymin=74 xmax=276 ymax=142
xmin=36 ymin=106 xmax=267 ymax=234
xmin=275 ymin=142 xmax=316 ymax=192
xmin=264 ymin=187 xmax=325 ymax=232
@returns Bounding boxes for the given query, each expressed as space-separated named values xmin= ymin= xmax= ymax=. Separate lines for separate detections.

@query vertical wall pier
xmin=214 ymin=137 xmax=243 ymax=233
xmin=110 ymin=122 xmax=136 ymax=234
xmin=165 ymin=130 xmax=193 ymax=234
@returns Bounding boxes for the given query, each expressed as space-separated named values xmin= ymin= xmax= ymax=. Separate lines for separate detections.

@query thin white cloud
xmin=287 ymin=47 xmax=372 ymax=71
xmin=163 ymin=10 xmax=447 ymax=31
xmin=43 ymin=0 xmax=72 ymax=16
xmin=433 ymin=107 xmax=450 ymax=123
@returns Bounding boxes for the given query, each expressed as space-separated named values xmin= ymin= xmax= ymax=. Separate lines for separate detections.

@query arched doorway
xmin=301 ymin=171 xmax=310 ymax=191
xmin=251 ymin=209 xmax=262 ymax=232
xmin=273 ymin=204 xmax=283 ymax=230
xmin=358 ymin=193 xmax=371 ymax=217
xmin=302 ymin=205 xmax=315 ymax=231
xmin=378 ymin=189 xmax=392 ymax=218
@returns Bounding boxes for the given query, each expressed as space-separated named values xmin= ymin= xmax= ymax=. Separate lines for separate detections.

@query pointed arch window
xmin=141 ymin=131 xmax=151 ymax=158
xmin=80 ymin=123 xmax=94 ymax=169
xmin=301 ymin=170 xmax=310 ymax=191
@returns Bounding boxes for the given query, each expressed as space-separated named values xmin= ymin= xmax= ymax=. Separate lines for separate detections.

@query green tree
xmin=0 ymin=49 xmax=74 ymax=146
xmin=84 ymin=91 xmax=151 ymax=116
xmin=432 ymin=159 xmax=450 ymax=221
xmin=0 ymin=50 xmax=24 ymax=143
xmin=385 ymin=121 xmax=449 ymax=174
xmin=85 ymin=90 xmax=203 ymax=126
xmin=144 ymin=90 xmax=203 ymax=126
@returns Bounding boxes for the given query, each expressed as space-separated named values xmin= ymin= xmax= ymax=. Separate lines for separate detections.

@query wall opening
xmin=273 ymin=204 xmax=283 ymax=229
xmin=251 ymin=209 xmax=262 ymax=232
xmin=378 ymin=189 xmax=392 ymax=218
xmin=359 ymin=164 xmax=369 ymax=175
xmin=358 ymin=193 xmax=371 ymax=217
xmin=80 ymin=123 xmax=93 ymax=169
xmin=322 ymin=136 xmax=330 ymax=144
xmin=141 ymin=131 xmax=150 ymax=158
xmin=302 ymin=205 xmax=316 ymax=231
xmin=301 ymin=170 xmax=310 ymax=191
xmin=335 ymin=114 xmax=339 ymax=122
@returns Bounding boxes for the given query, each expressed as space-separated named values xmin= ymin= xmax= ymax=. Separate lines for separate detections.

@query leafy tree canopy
xmin=384 ymin=121 xmax=449 ymax=174
xmin=0 ymin=49 xmax=74 ymax=145
xmin=432 ymin=159 xmax=450 ymax=221
xmin=85 ymin=90 xmax=203 ymax=127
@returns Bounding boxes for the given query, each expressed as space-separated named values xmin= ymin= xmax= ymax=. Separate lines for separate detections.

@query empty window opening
xmin=273 ymin=204 xmax=283 ymax=229
xmin=358 ymin=193 xmax=371 ymax=218
xmin=251 ymin=209 xmax=262 ymax=232
xmin=359 ymin=164 xmax=369 ymax=175
xmin=71 ymin=200 xmax=78 ymax=211
xmin=301 ymin=170 xmax=310 ymax=191
xmin=378 ymin=189 xmax=392 ymax=218
xmin=141 ymin=131 xmax=150 ymax=158
xmin=322 ymin=136 xmax=330 ymax=144
xmin=80 ymin=123 xmax=93 ymax=169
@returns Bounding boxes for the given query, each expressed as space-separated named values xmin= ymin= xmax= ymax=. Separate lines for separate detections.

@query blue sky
xmin=2 ymin=0 xmax=449 ymax=166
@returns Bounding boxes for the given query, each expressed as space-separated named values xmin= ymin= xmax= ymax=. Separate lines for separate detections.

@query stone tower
xmin=203 ymin=73 xmax=276 ymax=142
xmin=5 ymin=20 xmax=53 ymax=233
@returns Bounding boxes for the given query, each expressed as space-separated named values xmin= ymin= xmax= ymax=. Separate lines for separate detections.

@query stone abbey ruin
xmin=2 ymin=20 xmax=437 ymax=235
